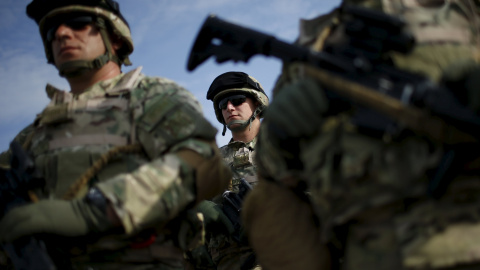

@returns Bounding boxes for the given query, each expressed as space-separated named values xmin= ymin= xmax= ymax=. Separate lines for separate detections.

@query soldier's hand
xmin=441 ymin=59 xmax=480 ymax=114
xmin=0 ymin=199 xmax=111 ymax=243
xmin=265 ymin=78 xmax=328 ymax=139
xmin=196 ymin=200 xmax=234 ymax=235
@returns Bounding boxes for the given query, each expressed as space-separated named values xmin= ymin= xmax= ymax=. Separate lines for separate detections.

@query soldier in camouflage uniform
xmin=0 ymin=0 xmax=231 ymax=269
xmin=209 ymin=72 xmax=268 ymax=191
xmin=188 ymin=72 xmax=268 ymax=270
xmin=242 ymin=0 xmax=480 ymax=269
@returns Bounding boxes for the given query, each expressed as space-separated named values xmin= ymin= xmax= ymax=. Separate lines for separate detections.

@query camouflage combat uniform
xmin=220 ymin=137 xmax=259 ymax=191
xmin=0 ymin=67 xmax=229 ymax=269
xmin=186 ymin=72 xmax=267 ymax=270
xmin=252 ymin=0 xmax=480 ymax=269
xmin=0 ymin=0 xmax=232 ymax=268
xmin=205 ymin=137 xmax=260 ymax=270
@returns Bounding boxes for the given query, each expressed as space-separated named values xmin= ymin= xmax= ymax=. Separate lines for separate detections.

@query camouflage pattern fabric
xmin=208 ymin=137 xmax=259 ymax=270
xmin=220 ymin=137 xmax=259 ymax=191
xmin=186 ymin=137 xmax=260 ymax=270
xmin=0 ymin=67 xmax=225 ymax=269
xmin=248 ymin=0 xmax=480 ymax=269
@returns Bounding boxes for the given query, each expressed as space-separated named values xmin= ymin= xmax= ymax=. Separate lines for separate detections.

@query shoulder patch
xmin=136 ymin=80 xmax=217 ymax=159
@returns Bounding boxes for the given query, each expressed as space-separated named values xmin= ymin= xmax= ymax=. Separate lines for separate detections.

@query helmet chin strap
xmin=226 ymin=119 xmax=251 ymax=134
xmin=222 ymin=105 xmax=265 ymax=136
xmin=58 ymin=17 xmax=121 ymax=78
xmin=58 ymin=54 xmax=115 ymax=77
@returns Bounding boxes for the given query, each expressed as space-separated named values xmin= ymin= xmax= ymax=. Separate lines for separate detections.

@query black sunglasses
xmin=218 ymin=95 xmax=248 ymax=110
xmin=45 ymin=15 xmax=95 ymax=42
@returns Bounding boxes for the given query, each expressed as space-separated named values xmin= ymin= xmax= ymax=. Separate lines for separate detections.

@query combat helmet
xmin=207 ymin=71 xmax=269 ymax=136
xmin=26 ymin=0 xmax=133 ymax=77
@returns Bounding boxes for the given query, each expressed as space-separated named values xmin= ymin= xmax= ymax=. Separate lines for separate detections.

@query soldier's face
xmin=50 ymin=19 xmax=106 ymax=68
xmin=221 ymin=95 xmax=257 ymax=126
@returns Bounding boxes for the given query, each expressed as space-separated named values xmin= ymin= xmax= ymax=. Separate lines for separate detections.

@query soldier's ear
xmin=109 ymin=34 xmax=123 ymax=52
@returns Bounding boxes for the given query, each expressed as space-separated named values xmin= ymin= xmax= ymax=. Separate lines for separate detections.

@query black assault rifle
xmin=187 ymin=5 xmax=480 ymax=145
xmin=222 ymin=178 xmax=252 ymax=242
xmin=0 ymin=141 xmax=56 ymax=270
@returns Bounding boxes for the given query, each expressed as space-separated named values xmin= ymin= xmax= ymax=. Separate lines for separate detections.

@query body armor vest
xmin=219 ymin=137 xmax=258 ymax=192
xmin=29 ymin=67 xmax=144 ymax=199
xmin=18 ymin=67 xmax=205 ymax=267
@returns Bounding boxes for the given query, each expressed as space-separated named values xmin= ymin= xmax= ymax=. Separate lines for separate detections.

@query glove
xmin=441 ymin=59 xmax=480 ymax=114
xmin=265 ymin=78 xmax=328 ymax=139
xmin=0 ymin=198 xmax=112 ymax=243
xmin=196 ymin=200 xmax=234 ymax=235
xmin=176 ymin=209 xmax=205 ymax=251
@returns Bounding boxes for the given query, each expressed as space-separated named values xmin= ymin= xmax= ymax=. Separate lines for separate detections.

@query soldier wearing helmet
xmin=242 ymin=0 xmax=480 ymax=270
xmin=186 ymin=72 xmax=268 ymax=270
xmin=207 ymin=71 xmax=268 ymax=190
xmin=208 ymin=71 xmax=268 ymax=139
xmin=0 ymin=0 xmax=231 ymax=269
xmin=28 ymin=0 xmax=134 ymax=79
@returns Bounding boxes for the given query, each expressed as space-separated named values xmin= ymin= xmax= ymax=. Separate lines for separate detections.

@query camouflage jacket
xmin=0 ymin=67 xmax=227 ymax=269
xmin=186 ymin=137 xmax=259 ymax=270
xmin=208 ymin=136 xmax=259 ymax=270
xmin=257 ymin=1 xmax=480 ymax=269
xmin=220 ymin=136 xmax=258 ymax=192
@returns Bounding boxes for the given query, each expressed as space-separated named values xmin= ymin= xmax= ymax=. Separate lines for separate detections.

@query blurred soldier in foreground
xmin=0 ymin=0 xmax=231 ymax=269
xmin=242 ymin=0 xmax=480 ymax=269
xmin=187 ymin=72 xmax=268 ymax=270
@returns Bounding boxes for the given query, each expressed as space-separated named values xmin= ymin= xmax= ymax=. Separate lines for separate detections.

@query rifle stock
xmin=222 ymin=178 xmax=252 ymax=242
xmin=187 ymin=6 xmax=480 ymax=144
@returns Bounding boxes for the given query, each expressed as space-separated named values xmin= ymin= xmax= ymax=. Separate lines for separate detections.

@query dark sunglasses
xmin=218 ymin=95 xmax=248 ymax=110
xmin=45 ymin=16 xmax=95 ymax=42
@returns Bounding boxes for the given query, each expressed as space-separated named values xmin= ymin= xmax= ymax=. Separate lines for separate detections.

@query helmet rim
xmin=212 ymin=88 xmax=269 ymax=125
xmin=36 ymin=4 xmax=133 ymax=65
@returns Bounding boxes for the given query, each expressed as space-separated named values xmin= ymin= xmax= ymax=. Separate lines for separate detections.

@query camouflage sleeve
xmin=96 ymin=78 xmax=231 ymax=234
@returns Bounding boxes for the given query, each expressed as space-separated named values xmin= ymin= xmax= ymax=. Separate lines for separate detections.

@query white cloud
xmin=125 ymin=0 xmax=340 ymax=48
xmin=0 ymin=46 xmax=66 ymax=150
xmin=0 ymin=50 xmax=64 ymax=125
xmin=0 ymin=0 xmax=29 ymax=31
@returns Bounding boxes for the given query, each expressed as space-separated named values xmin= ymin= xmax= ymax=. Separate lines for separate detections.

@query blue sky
xmin=0 ymin=0 xmax=340 ymax=151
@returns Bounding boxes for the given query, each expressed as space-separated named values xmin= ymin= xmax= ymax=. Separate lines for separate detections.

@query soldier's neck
xmin=67 ymin=62 xmax=122 ymax=95
xmin=231 ymin=119 xmax=260 ymax=143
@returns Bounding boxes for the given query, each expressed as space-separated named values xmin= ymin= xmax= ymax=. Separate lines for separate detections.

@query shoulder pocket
xmin=137 ymin=90 xmax=217 ymax=159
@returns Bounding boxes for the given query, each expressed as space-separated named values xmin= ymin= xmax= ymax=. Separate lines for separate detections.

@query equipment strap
xmin=49 ymin=134 xmax=128 ymax=150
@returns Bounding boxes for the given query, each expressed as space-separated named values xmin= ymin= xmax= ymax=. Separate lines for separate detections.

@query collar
xmin=226 ymin=136 xmax=258 ymax=151
xmin=45 ymin=66 xmax=143 ymax=101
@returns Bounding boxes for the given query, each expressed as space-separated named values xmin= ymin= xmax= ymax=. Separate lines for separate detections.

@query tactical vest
xmin=29 ymin=67 xmax=143 ymax=199
xmin=219 ymin=137 xmax=258 ymax=192
xmin=22 ymin=67 xmax=202 ymax=268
